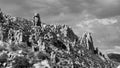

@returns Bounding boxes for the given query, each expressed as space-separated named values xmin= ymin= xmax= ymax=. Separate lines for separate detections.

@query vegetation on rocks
xmin=0 ymin=9 xmax=119 ymax=68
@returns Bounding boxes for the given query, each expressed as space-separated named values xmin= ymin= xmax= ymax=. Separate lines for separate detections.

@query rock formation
xmin=33 ymin=13 xmax=41 ymax=27
xmin=0 ymin=9 xmax=119 ymax=68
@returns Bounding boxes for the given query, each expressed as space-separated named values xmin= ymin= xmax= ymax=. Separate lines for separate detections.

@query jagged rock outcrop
xmin=0 ymin=9 xmax=119 ymax=68
xmin=80 ymin=32 xmax=94 ymax=52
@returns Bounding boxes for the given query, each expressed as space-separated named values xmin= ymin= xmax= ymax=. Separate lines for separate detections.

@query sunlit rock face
xmin=117 ymin=65 xmax=120 ymax=68
xmin=80 ymin=32 xmax=94 ymax=51
xmin=0 ymin=9 xmax=119 ymax=68
xmin=33 ymin=60 xmax=50 ymax=68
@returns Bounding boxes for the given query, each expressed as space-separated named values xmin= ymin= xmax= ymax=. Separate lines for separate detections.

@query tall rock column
xmin=33 ymin=13 xmax=41 ymax=27
xmin=86 ymin=33 xmax=94 ymax=51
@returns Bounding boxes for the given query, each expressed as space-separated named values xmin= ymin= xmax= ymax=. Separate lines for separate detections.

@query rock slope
xmin=0 ymin=9 xmax=119 ymax=68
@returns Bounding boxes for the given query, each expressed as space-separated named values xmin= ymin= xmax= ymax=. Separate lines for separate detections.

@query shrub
xmin=12 ymin=56 xmax=31 ymax=68
xmin=8 ymin=42 xmax=20 ymax=51
xmin=0 ymin=53 xmax=8 ymax=66
xmin=36 ymin=52 xmax=49 ymax=60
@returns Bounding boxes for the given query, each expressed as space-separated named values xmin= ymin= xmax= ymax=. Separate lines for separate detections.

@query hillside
xmin=108 ymin=53 xmax=120 ymax=63
xmin=0 ymin=9 xmax=119 ymax=68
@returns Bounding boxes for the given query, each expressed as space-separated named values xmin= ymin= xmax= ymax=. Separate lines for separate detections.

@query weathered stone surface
xmin=0 ymin=9 xmax=118 ymax=68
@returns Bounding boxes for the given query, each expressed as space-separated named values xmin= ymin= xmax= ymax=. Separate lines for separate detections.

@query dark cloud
xmin=87 ymin=0 xmax=120 ymax=18
xmin=58 ymin=0 xmax=120 ymax=18
xmin=0 ymin=0 xmax=33 ymax=18
xmin=93 ymin=7 xmax=120 ymax=18
xmin=1 ymin=0 xmax=120 ymax=18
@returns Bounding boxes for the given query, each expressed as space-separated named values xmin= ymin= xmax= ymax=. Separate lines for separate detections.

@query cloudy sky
xmin=1 ymin=0 xmax=120 ymax=54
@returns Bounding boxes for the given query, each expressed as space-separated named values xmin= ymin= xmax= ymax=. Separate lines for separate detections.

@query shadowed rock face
xmin=108 ymin=53 xmax=120 ymax=63
xmin=0 ymin=9 xmax=118 ymax=68
xmin=52 ymin=40 xmax=67 ymax=50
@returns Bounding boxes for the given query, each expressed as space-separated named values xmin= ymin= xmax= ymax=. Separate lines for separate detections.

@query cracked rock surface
xmin=0 ymin=10 xmax=119 ymax=68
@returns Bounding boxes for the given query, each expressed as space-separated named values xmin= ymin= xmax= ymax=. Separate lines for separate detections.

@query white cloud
xmin=77 ymin=18 xmax=118 ymax=30
xmin=105 ymin=46 xmax=120 ymax=54
xmin=114 ymin=46 xmax=120 ymax=49
xmin=76 ymin=24 xmax=84 ymax=28
xmin=98 ymin=18 xmax=117 ymax=25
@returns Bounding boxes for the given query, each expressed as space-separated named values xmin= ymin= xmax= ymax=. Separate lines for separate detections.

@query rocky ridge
xmin=0 ymin=9 xmax=119 ymax=68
